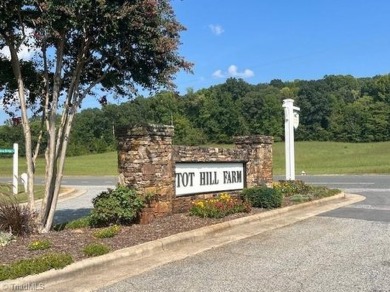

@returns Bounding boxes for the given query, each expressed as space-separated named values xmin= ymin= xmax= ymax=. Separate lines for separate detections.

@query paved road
xmin=98 ymin=175 xmax=390 ymax=291
xmin=0 ymin=176 xmax=117 ymax=224
xmin=296 ymin=175 xmax=390 ymax=224
xmin=54 ymin=186 xmax=115 ymax=224
xmin=54 ymin=176 xmax=117 ymax=224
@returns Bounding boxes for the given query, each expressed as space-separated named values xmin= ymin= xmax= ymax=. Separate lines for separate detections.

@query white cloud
xmin=212 ymin=65 xmax=255 ymax=79
xmin=212 ymin=69 xmax=224 ymax=78
xmin=0 ymin=28 xmax=37 ymax=61
xmin=209 ymin=24 xmax=224 ymax=36
xmin=228 ymin=65 xmax=255 ymax=78
xmin=0 ymin=47 xmax=11 ymax=59
xmin=0 ymin=45 xmax=35 ymax=61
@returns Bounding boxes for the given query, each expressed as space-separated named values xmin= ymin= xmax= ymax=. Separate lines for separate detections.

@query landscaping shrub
xmin=0 ymin=231 xmax=15 ymax=247
xmin=89 ymin=186 xmax=145 ymax=227
xmin=65 ymin=216 xmax=91 ymax=229
xmin=273 ymin=180 xmax=311 ymax=197
xmin=0 ymin=197 xmax=35 ymax=236
xmin=83 ymin=243 xmax=110 ymax=257
xmin=52 ymin=216 xmax=91 ymax=231
xmin=241 ymin=186 xmax=283 ymax=209
xmin=28 ymin=239 xmax=52 ymax=251
xmin=0 ymin=253 xmax=73 ymax=281
xmin=93 ymin=225 xmax=121 ymax=239
xmin=289 ymin=194 xmax=312 ymax=203
xmin=309 ymin=186 xmax=340 ymax=198
xmin=189 ymin=193 xmax=251 ymax=218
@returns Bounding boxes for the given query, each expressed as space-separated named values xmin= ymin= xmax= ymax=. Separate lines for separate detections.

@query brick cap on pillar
xmin=234 ymin=135 xmax=274 ymax=145
xmin=116 ymin=124 xmax=174 ymax=138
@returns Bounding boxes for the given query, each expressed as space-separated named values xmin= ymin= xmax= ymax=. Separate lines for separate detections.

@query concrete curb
xmin=1 ymin=192 xmax=366 ymax=291
xmin=57 ymin=188 xmax=87 ymax=203
xmin=20 ymin=188 xmax=87 ymax=207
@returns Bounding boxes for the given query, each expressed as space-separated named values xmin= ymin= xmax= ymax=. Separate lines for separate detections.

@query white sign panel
xmin=293 ymin=112 xmax=299 ymax=129
xmin=175 ymin=162 xmax=245 ymax=196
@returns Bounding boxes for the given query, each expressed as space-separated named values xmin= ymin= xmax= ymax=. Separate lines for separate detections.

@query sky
xmin=1 ymin=0 xmax=390 ymax=124
xmin=171 ymin=0 xmax=390 ymax=93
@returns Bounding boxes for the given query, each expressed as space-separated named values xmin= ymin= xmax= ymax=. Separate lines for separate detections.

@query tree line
xmin=1 ymin=74 xmax=390 ymax=156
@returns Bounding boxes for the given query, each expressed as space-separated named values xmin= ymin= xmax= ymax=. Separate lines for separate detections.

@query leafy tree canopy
xmin=0 ymin=0 xmax=192 ymax=232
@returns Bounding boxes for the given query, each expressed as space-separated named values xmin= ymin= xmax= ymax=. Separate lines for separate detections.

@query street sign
xmin=293 ymin=112 xmax=299 ymax=129
xmin=0 ymin=148 xmax=14 ymax=154
xmin=0 ymin=144 xmax=18 ymax=195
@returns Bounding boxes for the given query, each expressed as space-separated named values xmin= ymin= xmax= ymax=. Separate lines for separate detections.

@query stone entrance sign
xmin=116 ymin=124 xmax=273 ymax=223
xmin=175 ymin=162 xmax=245 ymax=196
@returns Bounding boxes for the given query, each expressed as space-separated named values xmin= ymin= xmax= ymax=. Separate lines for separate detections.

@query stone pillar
xmin=116 ymin=124 xmax=174 ymax=223
xmin=234 ymin=135 xmax=274 ymax=187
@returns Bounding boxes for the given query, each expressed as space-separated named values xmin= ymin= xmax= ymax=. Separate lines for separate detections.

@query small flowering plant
xmin=28 ymin=239 xmax=52 ymax=251
xmin=272 ymin=180 xmax=311 ymax=197
xmin=189 ymin=193 xmax=251 ymax=218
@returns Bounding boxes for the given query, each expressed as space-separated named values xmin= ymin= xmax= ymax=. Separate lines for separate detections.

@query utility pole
xmin=282 ymin=99 xmax=300 ymax=181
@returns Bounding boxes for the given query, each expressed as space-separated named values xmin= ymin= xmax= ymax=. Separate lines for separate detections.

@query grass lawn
xmin=206 ymin=141 xmax=390 ymax=175
xmin=0 ymin=141 xmax=389 ymax=177
xmin=0 ymin=184 xmax=47 ymax=203
xmin=273 ymin=141 xmax=390 ymax=175
xmin=0 ymin=152 xmax=118 ymax=177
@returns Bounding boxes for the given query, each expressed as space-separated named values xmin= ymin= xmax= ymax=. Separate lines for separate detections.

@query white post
xmin=282 ymin=99 xmax=300 ymax=181
xmin=20 ymin=173 xmax=28 ymax=193
xmin=13 ymin=143 xmax=18 ymax=195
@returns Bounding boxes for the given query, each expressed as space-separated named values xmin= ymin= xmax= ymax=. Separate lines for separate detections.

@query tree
xmin=218 ymin=78 xmax=252 ymax=101
xmin=0 ymin=0 xmax=192 ymax=232
xmin=149 ymin=91 xmax=179 ymax=125
xmin=295 ymin=80 xmax=333 ymax=141
xmin=368 ymin=74 xmax=390 ymax=102
xmin=68 ymin=108 xmax=115 ymax=156
xmin=102 ymin=96 xmax=153 ymax=133
xmin=197 ymin=88 xmax=246 ymax=143
xmin=239 ymin=87 xmax=283 ymax=139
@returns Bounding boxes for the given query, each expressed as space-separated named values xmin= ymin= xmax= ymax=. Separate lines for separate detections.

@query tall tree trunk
xmin=38 ymin=37 xmax=65 ymax=233
xmin=41 ymin=108 xmax=76 ymax=232
xmin=7 ymin=43 xmax=35 ymax=211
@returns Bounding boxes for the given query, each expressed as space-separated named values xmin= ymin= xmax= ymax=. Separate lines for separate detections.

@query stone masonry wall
xmin=116 ymin=125 xmax=174 ymax=224
xmin=117 ymin=124 xmax=273 ymax=223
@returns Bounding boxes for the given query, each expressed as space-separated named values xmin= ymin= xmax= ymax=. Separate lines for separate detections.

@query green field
xmin=273 ymin=141 xmax=390 ymax=175
xmin=0 ymin=184 xmax=47 ymax=202
xmin=0 ymin=141 xmax=390 ymax=177
xmin=0 ymin=152 xmax=118 ymax=177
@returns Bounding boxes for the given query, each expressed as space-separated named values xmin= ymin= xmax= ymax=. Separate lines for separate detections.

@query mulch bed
xmin=0 ymin=208 xmax=267 ymax=266
xmin=0 ymin=197 xmax=301 ymax=266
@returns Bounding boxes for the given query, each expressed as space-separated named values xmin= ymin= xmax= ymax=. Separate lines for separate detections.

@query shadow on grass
xmin=54 ymin=208 xmax=92 ymax=225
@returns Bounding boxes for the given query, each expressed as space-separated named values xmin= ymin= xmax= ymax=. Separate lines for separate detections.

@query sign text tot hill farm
xmin=175 ymin=162 xmax=245 ymax=196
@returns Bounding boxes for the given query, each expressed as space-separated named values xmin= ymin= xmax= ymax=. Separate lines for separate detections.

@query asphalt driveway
xmin=99 ymin=175 xmax=390 ymax=292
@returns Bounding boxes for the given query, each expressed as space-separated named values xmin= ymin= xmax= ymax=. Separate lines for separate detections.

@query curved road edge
xmin=1 ymin=192 xmax=365 ymax=292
